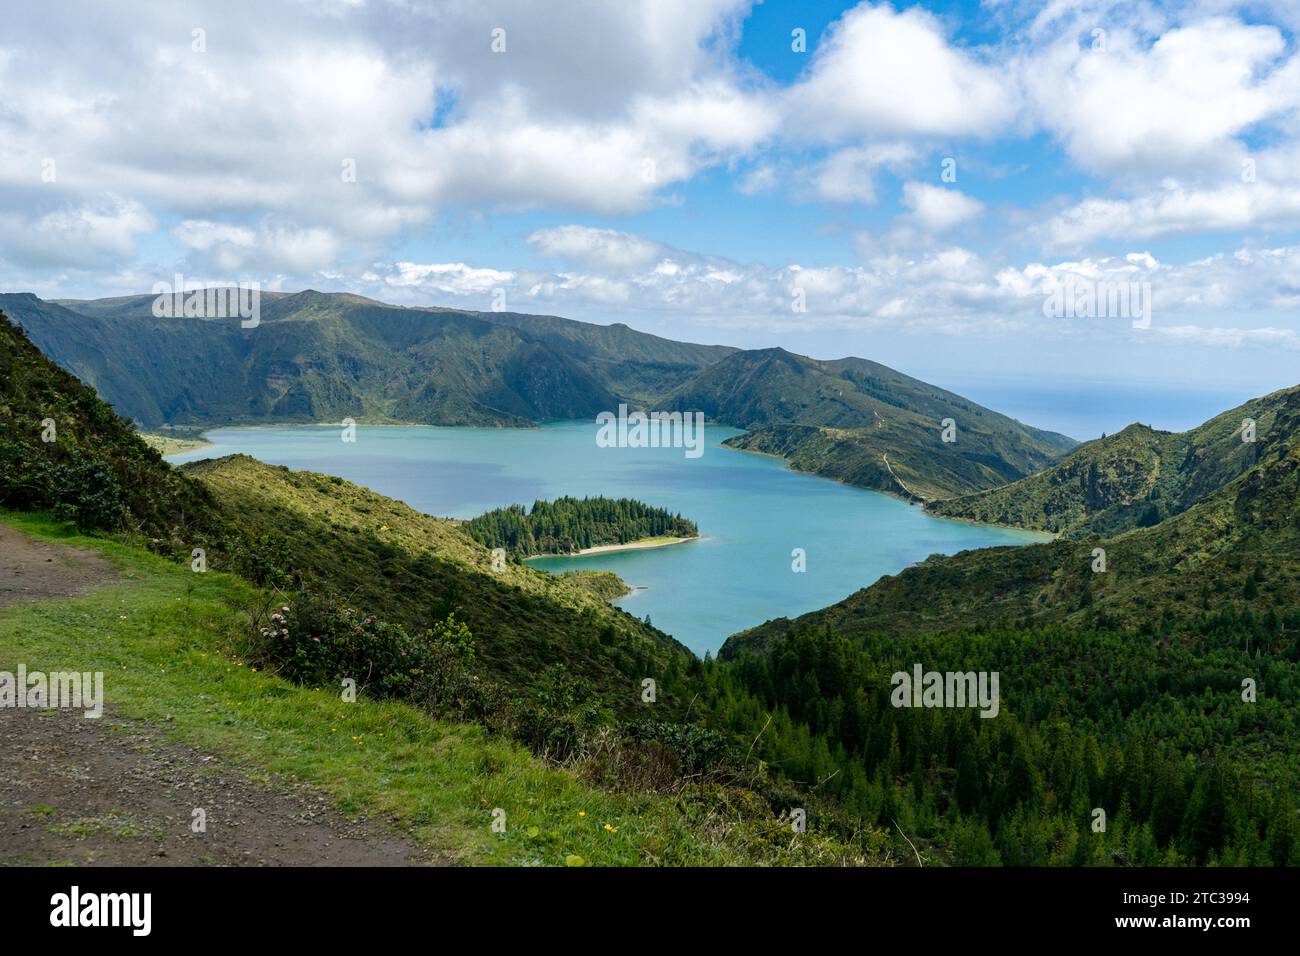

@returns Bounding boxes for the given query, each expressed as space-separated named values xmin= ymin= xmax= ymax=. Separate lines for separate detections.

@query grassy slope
xmin=183 ymin=455 xmax=693 ymax=707
xmin=723 ymin=387 xmax=1300 ymax=657
xmin=928 ymin=386 xmax=1298 ymax=535
xmin=662 ymin=348 xmax=1076 ymax=500
xmin=4 ymin=301 xmax=694 ymax=713
xmin=0 ymin=513 xmax=814 ymax=866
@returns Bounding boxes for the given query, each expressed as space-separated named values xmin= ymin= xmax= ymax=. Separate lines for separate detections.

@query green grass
xmin=49 ymin=811 xmax=142 ymax=839
xmin=0 ymin=512 xmax=820 ymax=866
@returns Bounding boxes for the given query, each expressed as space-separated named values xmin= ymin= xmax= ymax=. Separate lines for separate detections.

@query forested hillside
xmin=928 ymin=387 xmax=1297 ymax=535
xmin=464 ymin=497 xmax=698 ymax=557
xmin=700 ymin=618 xmax=1298 ymax=865
xmin=705 ymin=381 xmax=1300 ymax=865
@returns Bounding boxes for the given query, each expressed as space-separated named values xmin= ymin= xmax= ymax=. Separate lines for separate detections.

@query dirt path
xmin=0 ymin=523 xmax=118 ymax=607
xmin=0 ymin=522 xmax=438 ymax=866
xmin=0 ymin=708 xmax=436 ymax=866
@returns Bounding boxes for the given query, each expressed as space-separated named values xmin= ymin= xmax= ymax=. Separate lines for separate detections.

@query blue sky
xmin=3 ymin=0 xmax=1300 ymax=393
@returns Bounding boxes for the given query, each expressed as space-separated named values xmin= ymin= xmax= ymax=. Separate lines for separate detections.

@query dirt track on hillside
xmin=0 ymin=522 xmax=438 ymax=866
xmin=0 ymin=523 xmax=118 ymax=607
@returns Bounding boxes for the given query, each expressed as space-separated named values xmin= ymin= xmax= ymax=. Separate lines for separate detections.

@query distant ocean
xmin=940 ymin=378 xmax=1271 ymax=443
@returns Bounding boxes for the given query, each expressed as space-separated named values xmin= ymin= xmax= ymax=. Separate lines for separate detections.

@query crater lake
xmin=169 ymin=421 xmax=1050 ymax=655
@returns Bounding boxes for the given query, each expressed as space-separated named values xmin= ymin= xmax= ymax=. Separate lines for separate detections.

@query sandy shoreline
xmin=533 ymin=535 xmax=701 ymax=558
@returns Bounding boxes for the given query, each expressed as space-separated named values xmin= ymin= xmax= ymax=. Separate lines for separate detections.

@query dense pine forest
xmin=463 ymin=496 xmax=698 ymax=557
xmin=694 ymin=614 xmax=1299 ymax=865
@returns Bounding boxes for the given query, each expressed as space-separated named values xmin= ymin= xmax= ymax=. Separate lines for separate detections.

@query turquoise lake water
xmin=169 ymin=422 xmax=1049 ymax=655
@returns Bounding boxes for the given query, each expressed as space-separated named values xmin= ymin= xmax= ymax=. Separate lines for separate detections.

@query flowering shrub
xmin=259 ymin=594 xmax=432 ymax=699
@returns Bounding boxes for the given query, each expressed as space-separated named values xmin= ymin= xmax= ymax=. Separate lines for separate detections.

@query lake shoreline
xmin=164 ymin=422 xmax=1055 ymax=652
xmin=530 ymin=535 xmax=701 ymax=558
xmin=176 ymin=421 xmax=1059 ymax=540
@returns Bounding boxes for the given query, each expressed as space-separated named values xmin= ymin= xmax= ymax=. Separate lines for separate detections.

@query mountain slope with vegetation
xmin=2 ymin=291 xmax=731 ymax=429
xmin=704 ymin=383 xmax=1300 ymax=867
xmin=0 ymin=306 xmax=219 ymax=541
xmin=662 ymin=348 xmax=1076 ymax=500
xmin=183 ymin=455 xmax=693 ymax=705
xmin=724 ymin=384 xmax=1300 ymax=653
xmin=927 ymin=389 xmax=1294 ymax=536
xmin=5 ymin=290 xmax=1075 ymax=502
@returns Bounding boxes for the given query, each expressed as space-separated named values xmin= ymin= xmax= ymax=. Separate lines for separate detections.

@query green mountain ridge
xmin=927 ymin=389 xmax=1295 ymax=536
xmin=3 ymin=290 xmax=1077 ymax=503
xmin=662 ymin=347 xmax=1076 ymax=499
xmin=0 ymin=291 xmax=732 ymax=429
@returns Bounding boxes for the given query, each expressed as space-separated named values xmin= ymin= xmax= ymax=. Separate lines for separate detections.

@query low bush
xmin=257 ymin=593 xmax=433 ymax=699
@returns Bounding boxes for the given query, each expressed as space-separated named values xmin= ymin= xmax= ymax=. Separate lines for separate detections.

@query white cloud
xmin=1022 ymin=15 xmax=1300 ymax=175
xmin=813 ymin=143 xmax=916 ymax=204
xmin=786 ymin=3 xmax=1017 ymax=141
xmin=354 ymin=225 xmax=1300 ymax=356
xmin=173 ymin=220 xmax=257 ymax=252
xmin=383 ymin=262 xmax=516 ymax=296
xmin=1043 ymin=181 xmax=1300 ymax=247
xmin=0 ymin=0 xmax=773 ymax=272
xmin=528 ymin=225 xmax=669 ymax=271
xmin=902 ymin=182 xmax=985 ymax=230
xmin=1 ymin=199 xmax=156 ymax=269
xmin=736 ymin=164 xmax=777 ymax=195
